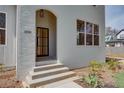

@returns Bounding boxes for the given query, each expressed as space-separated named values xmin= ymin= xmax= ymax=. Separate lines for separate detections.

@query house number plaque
xmin=24 ymin=30 xmax=32 ymax=34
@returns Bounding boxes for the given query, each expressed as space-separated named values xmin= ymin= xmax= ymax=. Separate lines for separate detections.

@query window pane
xmin=77 ymin=20 xmax=85 ymax=32
xmin=94 ymin=24 xmax=99 ymax=35
xmin=86 ymin=22 xmax=92 ymax=34
xmin=94 ymin=35 xmax=99 ymax=45
xmin=86 ymin=34 xmax=92 ymax=45
xmin=0 ymin=29 xmax=5 ymax=44
xmin=0 ymin=13 xmax=6 ymax=28
xmin=77 ymin=33 xmax=84 ymax=45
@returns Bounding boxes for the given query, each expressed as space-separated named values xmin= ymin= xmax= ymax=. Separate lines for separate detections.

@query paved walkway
xmin=55 ymin=82 xmax=82 ymax=88
xmin=44 ymin=81 xmax=82 ymax=88
xmin=42 ymin=77 xmax=82 ymax=88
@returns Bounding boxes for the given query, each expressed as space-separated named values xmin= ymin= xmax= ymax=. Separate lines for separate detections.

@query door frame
xmin=36 ymin=27 xmax=49 ymax=57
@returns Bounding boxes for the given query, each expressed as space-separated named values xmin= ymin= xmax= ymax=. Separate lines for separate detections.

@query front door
xmin=36 ymin=27 xmax=49 ymax=57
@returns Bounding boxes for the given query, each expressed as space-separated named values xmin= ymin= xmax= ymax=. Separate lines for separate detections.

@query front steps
xmin=36 ymin=60 xmax=57 ymax=66
xmin=25 ymin=63 xmax=76 ymax=88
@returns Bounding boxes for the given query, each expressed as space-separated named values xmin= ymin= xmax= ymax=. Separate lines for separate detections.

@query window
xmin=77 ymin=19 xmax=99 ymax=46
xmin=77 ymin=20 xmax=85 ymax=45
xmin=0 ymin=12 xmax=6 ymax=45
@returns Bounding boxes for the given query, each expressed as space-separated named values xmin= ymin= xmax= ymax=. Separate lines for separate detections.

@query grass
xmin=114 ymin=72 xmax=124 ymax=88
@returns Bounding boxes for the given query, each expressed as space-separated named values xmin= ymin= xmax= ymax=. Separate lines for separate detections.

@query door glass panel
xmin=38 ymin=38 xmax=42 ymax=46
xmin=0 ymin=33 xmax=1 ymax=44
xmin=37 ymin=28 xmax=41 ymax=37
xmin=36 ymin=27 xmax=49 ymax=57
xmin=37 ymin=47 xmax=41 ymax=55
xmin=43 ymin=38 xmax=47 ymax=46
xmin=38 ymin=38 xmax=40 ymax=46
xmin=43 ymin=30 xmax=48 ymax=38
xmin=43 ymin=47 xmax=47 ymax=55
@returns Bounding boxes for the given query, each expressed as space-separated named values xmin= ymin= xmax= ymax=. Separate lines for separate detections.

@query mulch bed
xmin=0 ymin=69 xmax=23 ymax=88
xmin=72 ymin=63 xmax=124 ymax=88
xmin=74 ymin=79 xmax=90 ymax=88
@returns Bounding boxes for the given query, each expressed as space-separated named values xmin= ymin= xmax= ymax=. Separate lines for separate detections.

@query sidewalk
xmin=42 ymin=77 xmax=82 ymax=88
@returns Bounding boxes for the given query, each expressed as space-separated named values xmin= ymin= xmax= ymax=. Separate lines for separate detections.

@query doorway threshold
xmin=36 ymin=57 xmax=57 ymax=66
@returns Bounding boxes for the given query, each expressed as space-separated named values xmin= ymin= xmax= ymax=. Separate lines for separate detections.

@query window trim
xmin=0 ymin=11 xmax=7 ymax=46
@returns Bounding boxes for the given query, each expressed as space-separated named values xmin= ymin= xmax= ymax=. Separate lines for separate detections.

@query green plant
xmin=82 ymin=73 xmax=103 ymax=88
xmin=106 ymin=59 xmax=119 ymax=72
xmin=90 ymin=60 xmax=102 ymax=73
xmin=0 ymin=64 xmax=4 ymax=72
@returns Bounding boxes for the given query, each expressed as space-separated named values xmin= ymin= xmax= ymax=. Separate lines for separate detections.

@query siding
xmin=0 ymin=6 xmax=16 ymax=67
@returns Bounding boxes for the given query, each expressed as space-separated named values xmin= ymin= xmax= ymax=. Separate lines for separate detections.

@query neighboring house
xmin=0 ymin=5 xmax=105 ymax=87
xmin=105 ymin=29 xmax=124 ymax=47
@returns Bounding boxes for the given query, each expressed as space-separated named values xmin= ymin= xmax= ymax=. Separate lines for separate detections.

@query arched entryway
xmin=35 ymin=9 xmax=57 ymax=62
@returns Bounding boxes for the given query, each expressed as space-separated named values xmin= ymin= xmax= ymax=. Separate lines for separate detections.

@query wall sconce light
xmin=39 ymin=9 xmax=44 ymax=17
xmin=92 ymin=5 xmax=96 ymax=7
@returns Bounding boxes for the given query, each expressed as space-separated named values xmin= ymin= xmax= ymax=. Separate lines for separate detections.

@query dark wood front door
xmin=36 ymin=27 xmax=49 ymax=57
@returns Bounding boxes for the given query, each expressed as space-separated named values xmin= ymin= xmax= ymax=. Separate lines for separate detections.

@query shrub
xmin=82 ymin=73 xmax=103 ymax=88
xmin=90 ymin=60 xmax=102 ymax=73
xmin=106 ymin=59 xmax=119 ymax=72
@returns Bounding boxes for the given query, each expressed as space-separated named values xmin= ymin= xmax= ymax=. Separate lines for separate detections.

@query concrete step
xmin=34 ymin=63 xmax=64 ymax=72
xmin=36 ymin=60 xmax=57 ymax=66
xmin=27 ymin=71 xmax=76 ymax=88
xmin=30 ymin=67 xmax=69 ymax=79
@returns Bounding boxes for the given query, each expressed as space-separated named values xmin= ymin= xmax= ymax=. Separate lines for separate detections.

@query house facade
xmin=105 ymin=29 xmax=124 ymax=47
xmin=0 ymin=5 xmax=105 ymax=81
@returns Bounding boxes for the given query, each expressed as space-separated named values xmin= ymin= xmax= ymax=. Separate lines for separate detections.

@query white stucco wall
xmin=17 ymin=5 xmax=105 ymax=80
xmin=0 ymin=6 xmax=16 ymax=67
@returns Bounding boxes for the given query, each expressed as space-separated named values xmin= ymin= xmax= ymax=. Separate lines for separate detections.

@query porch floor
xmin=36 ymin=56 xmax=56 ymax=62
xmin=35 ymin=57 xmax=57 ymax=66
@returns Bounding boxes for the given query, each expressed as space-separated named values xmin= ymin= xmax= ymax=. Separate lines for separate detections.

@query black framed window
xmin=0 ymin=13 xmax=6 ymax=45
